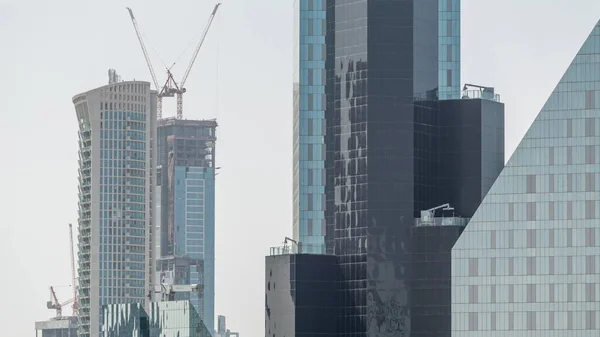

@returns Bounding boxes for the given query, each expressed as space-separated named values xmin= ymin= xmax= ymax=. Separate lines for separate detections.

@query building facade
xmin=156 ymin=118 xmax=217 ymax=333
xmin=101 ymin=301 xmax=212 ymax=337
xmin=438 ymin=0 xmax=461 ymax=100
xmin=452 ymin=19 xmax=600 ymax=335
xmin=35 ymin=317 xmax=78 ymax=337
xmin=292 ymin=0 xmax=327 ymax=252
xmin=265 ymin=250 xmax=338 ymax=337
xmin=73 ymin=70 xmax=157 ymax=337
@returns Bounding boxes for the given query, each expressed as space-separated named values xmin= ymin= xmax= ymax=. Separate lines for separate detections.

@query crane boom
xmin=176 ymin=3 xmax=221 ymax=119
xmin=180 ymin=3 xmax=221 ymax=89
xmin=69 ymin=223 xmax=78 ymax=316
xmin=126 ymin=7 xmax=164 ymax=118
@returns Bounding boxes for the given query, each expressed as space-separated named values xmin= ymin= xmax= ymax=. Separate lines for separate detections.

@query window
xmin=586 ymin=118 xmax=596 ymax=136
xmin=586 ymin=90 xmax=596 ymax=109
xmin=527 ymin=229 xmax=536 ymax=248
xmin=549 ymin=174 xmax=555 ymax=192
xmin=587 ymin=256 xmax=596 ymax=274
xmin=307 ymin=44 xmax=313 ymax=61
xmin=567 ymin=118 xmax=573 ymax=137
xmin=567 ymin=173 xmax=573 ymax=192
xmin=586 ymin=200 xmax=596 ymax=219
xmin=549 ymin=147 xmax=555 ymax=165
xmin=447 ymin=20 xmax=452 ymax=36
xmin=447 ymin=44 xmax=452 ymax=62
xmin=526 ymin=202 xmax=536 ymax=220
xmin=307 ymin=19 xmax=313 ymax=36
xmin=308 ymin=69 xmax=313 ymax=85
xmin=567 ymin=146 xmax=573 ymax=164
xmin=586 ymin=173 xmax=596 ymax=191
xmin=469 ymin=285 xmax=478 ymax=303
xmin=446 ymin=69 xmax=452 ymax=87
xmin=508 ymin=203 xmax=514 ymax=221
xmin=586 ymin=228 xmax=596 ymax=246
xmin=527 ymin=257 xmax=536 ymax=275
xmin=586 ymin=145 xmax=596 ymax=164
xmin=526 ymin=174 xmax=536 ymax=193
xmin=527 ymin=284 xmax=536 ymax=303
xmin=468 ymin=258 xmax=478 ymax=276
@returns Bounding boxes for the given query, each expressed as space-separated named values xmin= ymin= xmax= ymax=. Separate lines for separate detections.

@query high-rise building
xmin=292 ymin=0 xmax=327 ymax=252
xmin=452 ymin=18 xmax=600 ymax=335
xmin=73 ymin=70 xmax=157 ymax=337
xmin=438 ymin=0 xmax=461 ymax=100
xmin=155 ymin=118 xmax=217 ymax=333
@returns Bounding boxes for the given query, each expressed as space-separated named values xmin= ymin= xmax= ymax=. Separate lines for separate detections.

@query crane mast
xmin=126 ymin=7 xmax=164 ymax=118
xmin=126 ymin=3 xmax=221 ymax=120
xmin=69 ymin=223 xmax=78 ymax=316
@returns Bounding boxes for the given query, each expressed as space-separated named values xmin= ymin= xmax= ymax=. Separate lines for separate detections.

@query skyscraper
xmin=292 ymin=0 xmax=327 ymax=251
xmin=438 ymin=0 xmax=461 ymax=100
xmin=155 ymin=118 xmax=217 ymax=333
xmin=73 ymin=70 xmax=157 ymax=337
xmin=452 ymin=18 xmax=600 ymax=335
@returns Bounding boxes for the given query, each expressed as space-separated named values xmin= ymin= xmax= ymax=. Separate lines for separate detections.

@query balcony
xmin=414 ymin=216 xmax=469 ymax=227
xmin=269 ymin=242 xmax=330 ymax=256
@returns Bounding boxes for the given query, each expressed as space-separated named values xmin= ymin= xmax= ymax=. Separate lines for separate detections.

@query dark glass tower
xmin=326 ymin=1 xmax=440 ymax=336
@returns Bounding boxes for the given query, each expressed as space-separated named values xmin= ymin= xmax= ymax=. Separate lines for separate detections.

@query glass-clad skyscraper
xmin=438 ymin=0 xmax=461 ymax=99
xmin=452 ymin=19 xmax=600 ymax=335
xmin=292 ymin=0 xmax=327 ymax=252
xmin=73 ymin=70 xmax=157 ymax=337
xmin=156 ymin=118 xmax=217 ymax=333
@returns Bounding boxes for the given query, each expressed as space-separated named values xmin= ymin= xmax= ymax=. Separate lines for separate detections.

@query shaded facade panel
xmin=437 ymin=98 xmax=505 ymax=217
xmin=265 ymin=253 xmax=338 ymax=337
xmin=411 ymin=220 xmax=466 ymax=337
xmin=452 ymin=20 xmax=600 ymax=336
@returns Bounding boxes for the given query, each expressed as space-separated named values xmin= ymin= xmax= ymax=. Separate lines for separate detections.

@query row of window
xmin=456 ymin=255 xmax=600 ymax=277
xmin=455 ymin=310 xmax=599 ymax=331
xmin=457 ymin=282 xmax=600 ymax=304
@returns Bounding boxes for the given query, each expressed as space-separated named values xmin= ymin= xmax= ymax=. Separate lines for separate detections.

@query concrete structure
xmin=156 ymin=118 xmax=217 ymax=333
xmin=73 ymin=69 xmax=157 ymax=336
xmin=452 ymin=18 xmax=600 ymax=335
xmin=292 ymin=0 xmax=327 ymax=252
xmin=101 ymin=301 xmax=211 ymax=337
xmin=35 ymin=317 xmax=78 ymax=337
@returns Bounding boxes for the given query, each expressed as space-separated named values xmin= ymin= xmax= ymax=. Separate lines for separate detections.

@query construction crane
xmin=127 ymin=3 xmax=222 ymax=120
xmin=47 ymin=286 xmax=74 ymax=318
xmin=69 ymin=223 xmax=78 ymax=316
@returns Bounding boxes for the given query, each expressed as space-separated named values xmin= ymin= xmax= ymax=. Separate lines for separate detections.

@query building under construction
xmin=155 ymin=117 xmax=217 ymax=333
xmin=35 ymin=317 xmax=78 ymax=337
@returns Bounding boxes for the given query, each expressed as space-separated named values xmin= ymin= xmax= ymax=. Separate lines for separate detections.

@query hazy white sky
xmin=1 ymin=1 xmax=599 ymax=336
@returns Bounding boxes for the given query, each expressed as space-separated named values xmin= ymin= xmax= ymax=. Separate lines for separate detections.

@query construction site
xmin=34 ymin=225 xmax=78 ymax=337
xmin=38 ymin=3 xmax=221 ymax=336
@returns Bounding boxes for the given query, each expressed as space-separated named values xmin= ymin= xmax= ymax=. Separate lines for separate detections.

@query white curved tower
xmin=73 ymin=72 xmax=157 ymax=336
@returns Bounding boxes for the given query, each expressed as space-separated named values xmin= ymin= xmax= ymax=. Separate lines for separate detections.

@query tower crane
xmin=47 ymin=286 xmax=74 ymax=318
xmin=127 ymin=3 xmax=222 ymax=120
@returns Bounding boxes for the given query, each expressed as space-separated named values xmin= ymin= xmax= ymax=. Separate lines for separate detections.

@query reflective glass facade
xmin=438 ymin=0 xmax=461 ymax=100
xmin=101 ymin=301 xmax=212 ymax=337
xmin=292 ymin=0 xmax=327 ymax=250
xmin=73 ymin=77 xmax=157 ymax=337
xmin=452 ymin=20 xmax=600 ymax=336
xmin=265 ymin=252 xmax=338 ymax=337
xmin=156 ymin=119 xmax=217 ymax=333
